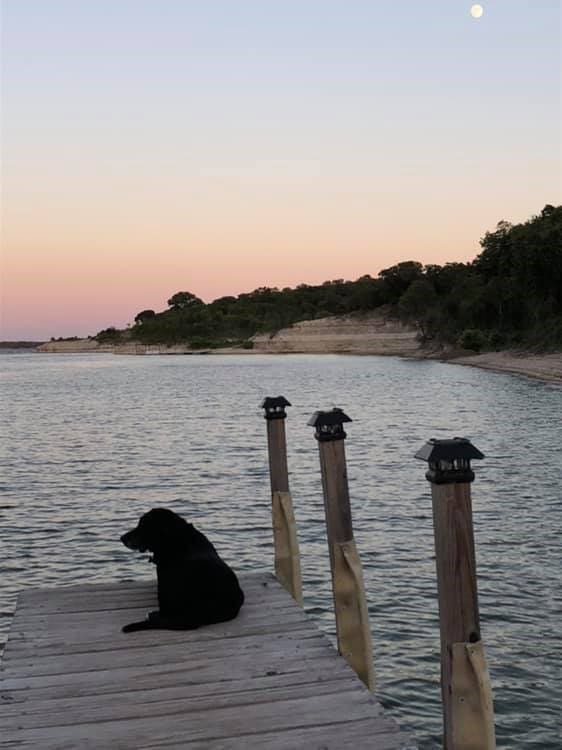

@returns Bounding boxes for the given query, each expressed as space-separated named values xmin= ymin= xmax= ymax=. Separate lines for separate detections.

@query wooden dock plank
xmin=0 ymin=656 xmax=353 ymax=708
xmin=2 ymin=654 xmax=346 ymax=695
xmin=1 ymin=573 xmax=415 ymax=749
xmin=2 ymin=636 xmax=335 ymax=678
xmin=1 ymin=676 xmax=364 ymax=730
xmin=5 ymin=575 xmax=306 ymax=653
xmin=8 ymin=607 xmax=304 ymax=644
xmin=139 ymin=721 xmax=416 ymax=750
xmin=1 ymin=692 xmax=392 ymax=746
xmin=0 ymin=667 xmax=357 ymax=717
xmin=3 ymin=625 xmax=322 ymax=662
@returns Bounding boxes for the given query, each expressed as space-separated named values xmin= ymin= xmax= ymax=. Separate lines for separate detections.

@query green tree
xmin=134 ymin=309 xmax=156 ymax=324
xmin=378 ymin=261 xmax=424 ymax=303
xmin=167 ymin=291 xmax=204 ymax=310
xmin=95 ymin=327 xmax=123 ymax=343
xmin=398 ymin=278 xmax=438 ymax=340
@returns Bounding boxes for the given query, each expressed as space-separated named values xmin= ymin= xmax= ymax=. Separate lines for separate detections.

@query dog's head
xmin=121 ymin=508 xmax=190 ymax=554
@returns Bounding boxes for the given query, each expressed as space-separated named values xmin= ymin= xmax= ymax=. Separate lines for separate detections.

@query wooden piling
xmin=416 ymin=438 xmax=496 ymax=750
xmin=308 ymin=408 xmax=375 ymax=692
xmin=261 ymin=396 xmax=303 ymax=606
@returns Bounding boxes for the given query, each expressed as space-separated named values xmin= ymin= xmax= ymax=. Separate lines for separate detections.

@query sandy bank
xmin=448 ymin=351 xmax=562 ymax=384
xmin=38 ymin=339 xmax=114 ymax=353
xmin=37 ymin=340 xmax=258 ymax=355
xmin=38 ymin=340 xmax=199 ymax=355
xmin=37 ymin=313 xmax=422 ymax=358
xmin=251 ymin=314 xmax=420 ymax=355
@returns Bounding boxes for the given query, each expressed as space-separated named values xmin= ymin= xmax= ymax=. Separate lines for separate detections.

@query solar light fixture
xmin=308 ymin=408 xmax=352 ymax=441
xmin=261 ymin=396 xmax=291 ymax=420
xmin=415 ymin=437 xmax=484 ymax=484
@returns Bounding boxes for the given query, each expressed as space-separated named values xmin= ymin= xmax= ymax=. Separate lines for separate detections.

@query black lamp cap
xmin=261 ymin=396 xmax=291 ymax=420
xmin=415 ymin=437 xmax=484 ymax=484
xmin=308 ymin=408 xmax=352 ymax=441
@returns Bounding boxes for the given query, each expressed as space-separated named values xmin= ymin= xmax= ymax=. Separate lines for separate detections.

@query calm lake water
xmin=1 ymin=351 xmax=560 ymax=748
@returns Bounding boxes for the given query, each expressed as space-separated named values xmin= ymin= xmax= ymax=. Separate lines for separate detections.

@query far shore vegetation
xmin=91 ymin=204 xmax=561 ymax=353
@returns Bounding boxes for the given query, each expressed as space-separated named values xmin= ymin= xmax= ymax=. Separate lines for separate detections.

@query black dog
xmin=121 ymin=508 xmax=244 ymax=633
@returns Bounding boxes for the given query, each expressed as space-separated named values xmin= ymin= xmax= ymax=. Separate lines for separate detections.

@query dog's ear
xmin=161 ymin=513 xmax=190 ymax=547
xmin=136 ymin=511 xmax=162 ymax=551
xmin=138 ymin=508 xmax=189 ymax=552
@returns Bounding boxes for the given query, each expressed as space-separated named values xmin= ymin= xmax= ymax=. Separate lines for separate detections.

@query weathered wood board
xmin=0 ymin=573 xmax=416 ymax=749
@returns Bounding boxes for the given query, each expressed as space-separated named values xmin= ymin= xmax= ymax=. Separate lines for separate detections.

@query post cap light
xmin=415 ymin=437 xmax=484 ymax=484
xmin=261 ymin=396 xmax=291 ymax=420
xmin=308 ymin=408 xmax=352 ymax=441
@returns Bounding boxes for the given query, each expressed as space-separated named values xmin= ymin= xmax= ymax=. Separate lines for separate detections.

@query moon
xmin=470 ymin=4 xmax=484 ymax=18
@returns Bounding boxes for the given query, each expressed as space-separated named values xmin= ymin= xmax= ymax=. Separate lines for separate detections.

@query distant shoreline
xmin=0 ymin=341 xmax=45 ymax=349
xmin=5 ymin=314 xmax=561 ymax=384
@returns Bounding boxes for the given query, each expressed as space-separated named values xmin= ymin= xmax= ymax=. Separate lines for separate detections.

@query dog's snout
xmin=121 ymin=529 xmax=142 ymax=550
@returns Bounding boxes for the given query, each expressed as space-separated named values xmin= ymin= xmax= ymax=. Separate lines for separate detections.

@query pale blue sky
xmin=4 ymin=1 xmax=560 ymax=164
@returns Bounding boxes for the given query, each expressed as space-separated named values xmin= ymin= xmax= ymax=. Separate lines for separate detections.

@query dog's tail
xmin=122 ymin=620 xmax=152 ymax=633
xmin=122 ymin=613 xmax=202 ymax=633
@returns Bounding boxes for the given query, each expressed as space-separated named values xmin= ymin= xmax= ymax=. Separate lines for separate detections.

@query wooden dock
xmin=0 ymin=573 xmax=415 ymax=749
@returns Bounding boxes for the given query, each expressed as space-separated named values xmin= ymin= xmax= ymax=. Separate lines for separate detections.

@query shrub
xmin=188 ymin=337 xmax=214 ymax=350
xmin=95 ymin=327 xmax=122 ymax=343
xmin=458 ymin=328 xmax=487 ymax=352
xmin=487 ymin=330 xmax=505 ymax=350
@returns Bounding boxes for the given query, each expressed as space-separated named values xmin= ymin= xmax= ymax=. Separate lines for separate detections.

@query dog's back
xmin=155 ymin=525 xmax=244 ymax=624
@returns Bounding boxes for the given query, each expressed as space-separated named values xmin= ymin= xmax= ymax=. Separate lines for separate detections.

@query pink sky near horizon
xmin=1 ymin=1 xmax=560 ymax=340
xmin=2 ymin=190 xmax=554 ymax=341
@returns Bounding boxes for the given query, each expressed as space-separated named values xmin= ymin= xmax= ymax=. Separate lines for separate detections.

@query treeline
xmin=96 ymin=205 xmax=562 ymax=351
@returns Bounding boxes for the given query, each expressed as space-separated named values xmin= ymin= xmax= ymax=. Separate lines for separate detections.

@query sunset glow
xmin=1 ymin=0 xmax=560 ymax=340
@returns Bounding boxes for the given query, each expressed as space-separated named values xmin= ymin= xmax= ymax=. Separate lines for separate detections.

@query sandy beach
xmin=447 ymin=351 xmax=562 ymax=384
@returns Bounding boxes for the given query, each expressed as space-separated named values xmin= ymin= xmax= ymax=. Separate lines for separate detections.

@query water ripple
xmin=1 ymin=351 xmax=561 ymax=749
